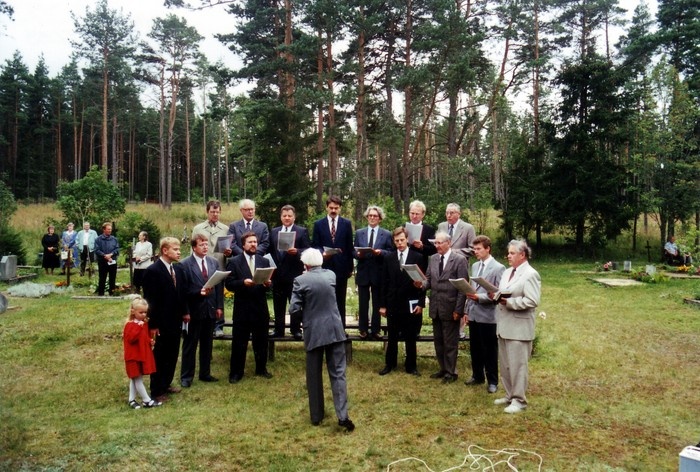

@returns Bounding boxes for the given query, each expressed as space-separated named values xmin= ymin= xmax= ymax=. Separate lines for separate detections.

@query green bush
xmin=0 ymin=225 xmax=27 ymax=265
xmin=116 ymin=212 xmax=161 ymax=252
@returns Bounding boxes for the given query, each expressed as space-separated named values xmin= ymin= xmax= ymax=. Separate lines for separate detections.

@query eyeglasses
xmin=367 ymin=214 xmax=380 ymax=218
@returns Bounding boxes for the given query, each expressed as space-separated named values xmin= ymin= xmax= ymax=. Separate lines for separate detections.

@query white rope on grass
xmin=386 ymin=445 xmax=543 ymax=472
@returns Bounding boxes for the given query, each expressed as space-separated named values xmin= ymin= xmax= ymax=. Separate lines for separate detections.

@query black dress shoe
xmin=442 ymin=374 xmax=457 ymax=384
xmin=311 ymin=420 xmax=321 ymax=426
xmin=256 ymin=370 xmax=273 ymax=379
xmin=199 ymin=375 xmax=219 ymax=382
xmin=370 ymin=332 xmax=383 ymax=340
xmin=464 ymin=377 xmax=485 ymax=386
xmin=430 ymin=370 xmax=446 ymax=379
xmin=378 ymin=366 xmax=393 ymax=376
xmin=359 ymin=331 xmax=368 ymax=339
xmin=292 ymin=331 xmax=303 ymax=340
xmin=406 ymin=369 xmax=421 ymax=376
xmin=269 ymin=330 xmax=283 ymax=337
xmin=181 ymin=380 xmax=192 ymax=388
xmin=229 ymin=375 xmax=242 ymax=384
xmin=338 ymin=418 xmax=355 ymax=432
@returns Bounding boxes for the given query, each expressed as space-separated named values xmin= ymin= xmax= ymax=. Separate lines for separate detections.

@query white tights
xmin=129 ymin=376 xmax=152 ymax=403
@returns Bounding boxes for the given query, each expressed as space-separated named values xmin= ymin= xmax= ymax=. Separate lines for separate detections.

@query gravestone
xmin=0 ymin=255 xmax=17 ymax=281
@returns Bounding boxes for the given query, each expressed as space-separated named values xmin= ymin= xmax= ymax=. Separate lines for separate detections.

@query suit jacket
xmin=465 ymin=257 xmax=505 ymax=324
xmin=495 ymin=261 xmax=541 ymax=341
xmin=225 ymin=253 xmax=271 ymax=321
xmin=180 ymin=254 xmax=223 ymax=320
xmin=288 ymin=267 xmax=347 ymax=351
xmin=312 ymin=216 xmax=354 ymax=279
xmin=269 ymin=224 xmax=311 ymax=282
xmin=142 ymin=259 xmax=187 ymax=335
xmin=380 ymin=248 xmax=426 ymax=316
xmin=192 ymin=220 xmax=230 ymax=269
xmin=228 ymin=219 xmax=270 ymax=257
xmin=353 ymin=226 xmax=393 ymax=286
xmin=437 ymin=219 xmax=475 ymax=259
xmin=405 ymin=222 xmax=436 ymax=263
xmin=424 ymin=250 xmax=469 ymax=321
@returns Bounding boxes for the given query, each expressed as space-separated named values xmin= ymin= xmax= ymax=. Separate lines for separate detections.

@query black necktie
xmin=439 ymin=255 xmax=444 ymax=276
xmin=330 ymin=218 xmax=336 ymax=243
xmin=368 ymin=228 xmax=374 ymax=248
xmin=169 ymin=265 xmax=176 ymax=287
xmin=246 ymin=221 xmax=251 ymax=231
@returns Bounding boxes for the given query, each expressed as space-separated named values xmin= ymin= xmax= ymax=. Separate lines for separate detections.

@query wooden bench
xmin=215 ymin=322 xmax=467 ymax=363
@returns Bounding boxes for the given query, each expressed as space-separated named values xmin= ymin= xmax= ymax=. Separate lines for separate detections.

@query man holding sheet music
xmin=179 ymin=232 xmax=225 ymax=388
xmin=464 ymin=235 xmax=505 ymax=393
xmin=269 ymin=205 xmax=311 ymax=339
xmin=353 ymin=205 xmax=393 ymax=339
xmin=404 ymin=200 xmax=436 ymax=266
xmin=418 ymin=231 xmax=468 ymax=384
xmin=378 ymin=227 xmax=426 ymax=376
xmin=192 ymin=200 xmax=232 ymax=338
xmin=225 ymin=232 xmax=274 ymax=383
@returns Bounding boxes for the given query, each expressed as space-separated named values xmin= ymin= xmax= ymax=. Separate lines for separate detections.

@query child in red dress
xmin=123 ymin=297 xmax=161 ymax=409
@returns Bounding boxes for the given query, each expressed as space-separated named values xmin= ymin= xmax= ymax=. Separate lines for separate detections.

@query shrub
xmin=117 ymin=212 xmax=161 ymax=252
xmin=0 ymin=225 xmax=27 ymax=265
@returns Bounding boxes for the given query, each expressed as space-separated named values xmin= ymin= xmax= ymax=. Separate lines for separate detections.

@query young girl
xmin=123 ymin=297 xmax=161 ymax=409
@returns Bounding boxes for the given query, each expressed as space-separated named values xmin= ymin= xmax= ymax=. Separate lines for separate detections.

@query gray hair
xmin=301 ymin=248 xmax=323 ymax=267
xmin=434 ymin=231 xmax=452 ymax=243
xmin=508 ymin=239 xmax=532 ymax=259
xmin=409 ymin=200 xmax=426 ymax=214
xmin=363 ymin=205 xmax=385 ymax=220
xmin=445 ymin=202 xmax=461 ymax=213
xmin=239 ymin=199 xmax=256 ymax=210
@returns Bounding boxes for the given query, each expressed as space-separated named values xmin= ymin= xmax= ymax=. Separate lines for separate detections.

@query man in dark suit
xmin=179 ymin=231 xmax=223 ymax=388
xmin=378 ymin=227 xmax=426 ymax=376
xmin=228 ymin=198 xmax=270 ymax=256
xmin=225 ymin=232 xmax=273 ymax=383
xmin=353 ymin=205 xmax=393 ymax=339
xmin=312 ymin=195 xmax=354 ymax=328
xmin=142 ymin=237 xmax=188 ymax=402
xmin=493 ymin=239 xmax=541 ymax=414
xmin=419 ymin=231 xmax=468 ymax=384
xmin=288 ymin=248 xmax=355 ymax=431
xmin=464 ymin=235 xmax=505 ymax=393
xmin=405 ymin=200 xmax=436 ymax=267
xmin=269 ymin=204 xmax=311 ymax=338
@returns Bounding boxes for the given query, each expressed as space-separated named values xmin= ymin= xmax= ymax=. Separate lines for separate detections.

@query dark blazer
xmin=228 ymin=219 xmax=270 ymax=256
xmin=269 ymin=224 xmax=311 ymax=282
xmin=424 ymin=250 xmax=469 ymax=321
xmin=312 ymin=216 xmax=354 ymax=279
xmin=142 ymin=259 xmax=187 ymax=334
xmin=180 ymin=254 xmax=223 ymax=320
xmin=225 ymin=253 xmax=271 ymax=320
xmin=380 ymin=248 xmax=426 ymax=316
xmin=410 ymin=223 xmax=436 ymax=263
xmin=288 ymin=267 xmax=347 ymax=351
xmin=353 ymin=226 xmax=393 ymax=286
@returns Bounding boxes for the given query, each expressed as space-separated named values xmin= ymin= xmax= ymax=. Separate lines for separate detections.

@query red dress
xmin=123 ymin=320 xmax=157 ymax=378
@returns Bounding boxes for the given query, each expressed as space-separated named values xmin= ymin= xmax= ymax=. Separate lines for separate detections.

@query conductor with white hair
xmin=288 ymin=248 xmax=355 ymax=432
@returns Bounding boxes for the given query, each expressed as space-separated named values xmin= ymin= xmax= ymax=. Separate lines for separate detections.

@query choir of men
xmin=137 ymin=196 xmax=540 ymax=424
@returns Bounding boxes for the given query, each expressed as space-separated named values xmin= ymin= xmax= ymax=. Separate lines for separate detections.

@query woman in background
xmin=60 ymin=222 xmax=79 ymax=274
xmin=132 ymin=231 xmax=153 ymax=292
xmin=41 ymin=225 xmax=60 ymax=275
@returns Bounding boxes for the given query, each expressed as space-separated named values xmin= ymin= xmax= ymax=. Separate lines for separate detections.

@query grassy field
xmin=2 ymin=204 xmax=699 ymax=470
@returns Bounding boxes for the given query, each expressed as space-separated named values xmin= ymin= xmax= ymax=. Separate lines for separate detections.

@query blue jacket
xmin=95 ymin=234 xmax=119 ymax=258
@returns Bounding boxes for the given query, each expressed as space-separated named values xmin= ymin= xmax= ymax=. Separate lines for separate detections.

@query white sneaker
xmin=504 ymin=400 xmax=526 ymax=414
xmin=494 ymin=397 xmax=510 ymax=406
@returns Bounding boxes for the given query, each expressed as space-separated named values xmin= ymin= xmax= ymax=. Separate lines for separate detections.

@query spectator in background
xmin=664 ymin=235 xmax=692 ymax=266
xmin=76 ymin=222 xmax=98 ymax=277
xmin=132 ymin=231 xmax=153 ymax=293
xmin=60 ymin=222 xmax=79 ymax=274
xmin=41 ymin=225 xmax=60 ymax=275
xmin=95 ymin=222 xmax=119 ymax=296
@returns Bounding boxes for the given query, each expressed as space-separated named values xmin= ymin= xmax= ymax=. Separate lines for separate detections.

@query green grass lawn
xmin=1 ymin=261 xmax=699 ymax=471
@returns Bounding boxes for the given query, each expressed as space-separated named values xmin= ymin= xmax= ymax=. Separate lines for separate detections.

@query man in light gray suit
xmin=492 ymin=239 xmax=541 ymax=414
xmin=289 ymin=248 xmax=355 ymax=432
xmin=464 ymin=235 xmax=505 ymax=393
xmin=418 ymin=231 xmax=469 ymax=384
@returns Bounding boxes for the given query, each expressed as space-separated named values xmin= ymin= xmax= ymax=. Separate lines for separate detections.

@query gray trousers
xmin=433 ymin=317 xmax=460 ymax=376
xmin=498 ymin=337 xmax=532 ymax=405
xmin=306 ymin=341 xmax=349 ymax=423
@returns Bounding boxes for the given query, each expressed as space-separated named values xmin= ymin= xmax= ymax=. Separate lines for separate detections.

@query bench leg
xmin=268 ymin=340 xmax=275 ymax=362
xmin=345 ymin=339 xmax=353 ymax=364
